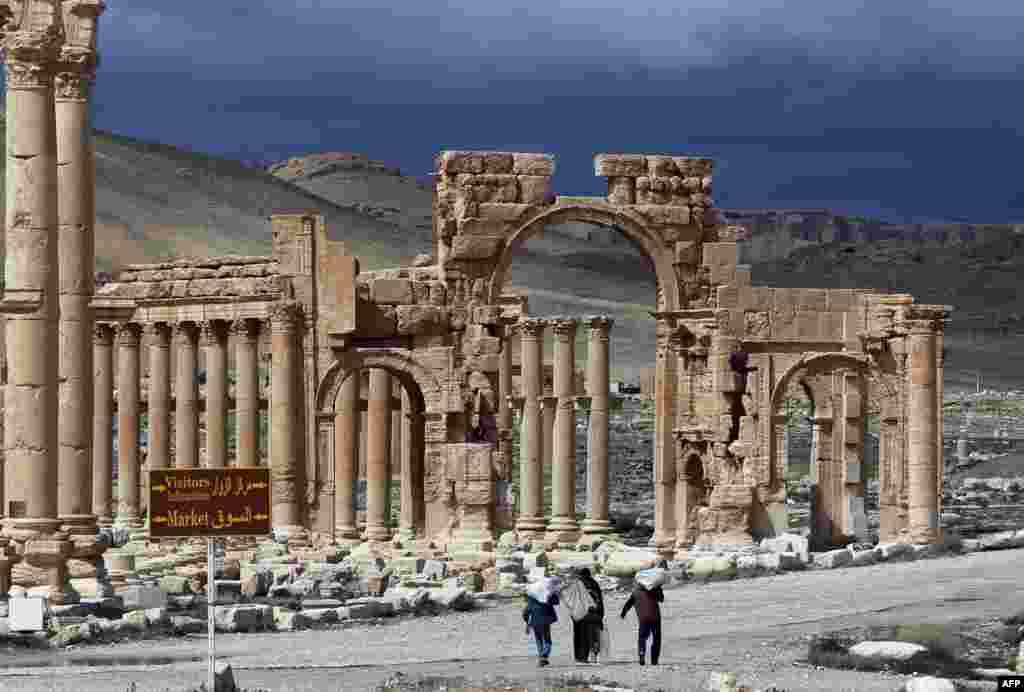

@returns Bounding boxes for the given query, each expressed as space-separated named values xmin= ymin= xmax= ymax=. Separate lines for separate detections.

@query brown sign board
xmin=148 ymin=468 xmax=271 ymax=538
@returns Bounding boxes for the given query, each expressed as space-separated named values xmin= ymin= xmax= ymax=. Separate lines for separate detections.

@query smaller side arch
xmin=316 ymin=349 xmax=443 ymax=415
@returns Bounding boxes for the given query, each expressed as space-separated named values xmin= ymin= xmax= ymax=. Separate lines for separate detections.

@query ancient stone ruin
xmin=0 ymin=1 xmax=951 ymax=603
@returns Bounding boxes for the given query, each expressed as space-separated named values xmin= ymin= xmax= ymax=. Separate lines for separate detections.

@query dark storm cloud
xmin=93 ymin=1 xmax=1024 ymax=222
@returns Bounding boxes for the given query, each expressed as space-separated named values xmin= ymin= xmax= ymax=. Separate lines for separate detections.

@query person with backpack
xmin=620 ymin=563 xmax=667 ymax=665
xmin=523 ymin=577 xmax=562 ymax=667
xmin=570 ymin=567 xmax=605 ymax=663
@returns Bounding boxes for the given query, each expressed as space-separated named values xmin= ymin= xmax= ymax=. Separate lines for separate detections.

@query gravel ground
xmin=2 ymin=548 xmax=1022 ymax=692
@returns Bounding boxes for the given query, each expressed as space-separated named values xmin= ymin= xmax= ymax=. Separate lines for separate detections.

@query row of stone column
xmin=334 ymin=369 xmax=426 ymax=543
xmin=92 ymin=318 xmax=267 ymax=528
xmin=512 ymin=316 xmax=613 ymax=543
xmin=0 ymin=0 xmax=108 ymax=602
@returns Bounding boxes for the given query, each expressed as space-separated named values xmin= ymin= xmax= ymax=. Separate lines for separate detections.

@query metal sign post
xmin=147 ymin=467 xmax=270 ymax=692
xmin=207 ymin=537 xmax=217 ymax=692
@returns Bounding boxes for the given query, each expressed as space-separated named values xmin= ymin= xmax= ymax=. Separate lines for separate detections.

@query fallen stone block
xmin=687 ymin=557 xmax=737 ymax=582
xmin=420 ymin=560 xmax=447 ymax=581
xmin=428 ymin=587 xmax=475 ymax=611
xmin=877 ymin=543 xmax=912 ymax=561
xmin=143 ymin=608 xmax=170 ymax=627
xmin=979 ymin=530 xmax=1019 ymax=551
xmin=303 ymin=607 xmax=339 ymax=625
xmin=273 ymin=607 xmax=311 ymax=632
xmin=8 ymin=597 xmax=47 ymax=632
xmin=120 ymin=610 xmax=149 ymax=631
xmin=170 ymin=615 xmax=204 ymax=635
xmin=213 ymin=604 xmax=273 ymax=633
xmin=903 ymin=677 xmax=956 ymax=692
xmin=960 ymin=538 xmax=982 ymax=553
xmin=760 ymin=533 xmax=810 ymax=562
xmin=121 ymin=586 xmax=167 ymax=611
xmin=848 ymin=547 xmax=878 ymax=566
xmin=495 ymin=557 xmax=523 ymax=574
xmin=51 ymin=623 xmax=85 ymax=647
xmin=159 ymin=575 xmax=192 ymax=595
xmin=848 ymin=641 xmax=928 ymax=662
xmin=813 ymin=549 xmax=852 ymax=569
xmin=527 ymin=566 xmax=547 ymax=582
xmin=735 ymin=555 xmax=760 ymax=579
xmin=602 ymin=552 xmax=657 ymax=578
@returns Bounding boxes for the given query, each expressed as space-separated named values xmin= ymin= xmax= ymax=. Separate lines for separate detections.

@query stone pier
xmin=269 ymin=302 xmax=303 ymax=536
xmin=233 ymin=319 xmax=260 ymax=467
xmin=514 ymin=319 xmax=547 ymax=538
xmin=0 ymin=1 xmax=76 ymax=603
xmin=55 ymin=0 xmax=106 ymax=575
xmin=92 ymin=324 xmax=114 ymax=525
xmin=582 ymin=316 xmax=613 ymax=534
xmin=334 ymin=373 xmax=360 ymax=541
xmin=147 ymin=323 xmax=171 ymax=470
xmin=203 ymin=320 xmax=228 ymax=468
xmin=174 ymin=322 xmax=199 ymax=468
xmin=547 ymin=318 xmax=580 ymax=543
xmin=906 ymin=313 xmax=941 ymax=543
xmin=364 ymin=368 xmax=392 ymax=542
xmin=115 ymin=324 xmax=142 ymax=528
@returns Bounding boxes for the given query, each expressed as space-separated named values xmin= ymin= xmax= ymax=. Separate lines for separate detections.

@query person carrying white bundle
xmin=620 ymin=560 xmax=668 ymax=665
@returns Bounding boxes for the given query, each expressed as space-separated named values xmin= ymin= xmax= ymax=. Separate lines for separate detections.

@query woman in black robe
xmin=572 ymin=567 xmax=605 ymax=663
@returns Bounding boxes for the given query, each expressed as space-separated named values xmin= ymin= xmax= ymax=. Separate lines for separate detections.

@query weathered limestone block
xmin=512 ymin=153 xmax=555 ymax=176
xmin=449 ymin=235 xmax=503 ymax=260
xmin=476 ymin=203 xmax=532 ymax=223
xmin=849 ymin=547 xmax=879 ymax=566
xmin=848 ymin=641 xmax=927 ymax=662
xmin=396 ymin=305 xmax=444 ymax=335
xmin=686 ymin=556 xmax=737 ymax=582
xmin=214 ymin=604 xmax=273 ymax=633
xmin=813 ymin=548 xmax=852 ymax=569
xmin=517 ymin=175 xmax=551 ymax=204
xmin=602 ymin=552 xmax=657 ymax=578
xmin=594 ymin=154 xmax=646 ymax=177
xmin=633 ymin=204 xmax=691 ymax=226
xmin=273 ymin=607 xmax=311 ymax=632
xmin=456 ymin=174 xmax=519 ymax=204
xmin=371 ymin=279 xmax=412 ymax=305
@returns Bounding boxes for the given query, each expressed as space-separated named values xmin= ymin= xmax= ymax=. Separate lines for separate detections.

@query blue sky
xmin=76 ymin=2 xmax=1024 ymax=221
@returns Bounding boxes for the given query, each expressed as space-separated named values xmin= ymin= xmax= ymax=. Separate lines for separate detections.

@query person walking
xmin=523 ymin=577 xmax=561 ymax=667
xmin=620 ymin=569 xmax=665 ymax=665
xmin=571 ymin=567 xmax=605 ymax=663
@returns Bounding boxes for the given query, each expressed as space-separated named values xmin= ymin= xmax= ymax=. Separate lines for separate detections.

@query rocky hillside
xmin=0 ymin=117 xmax=420 ymax=275
xmin=1 ymin=120 xmax=1020 ymax=386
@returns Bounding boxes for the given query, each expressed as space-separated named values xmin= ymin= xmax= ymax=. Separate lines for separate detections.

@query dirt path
xmin=3 ymin=548 xmax=1022 ymax=692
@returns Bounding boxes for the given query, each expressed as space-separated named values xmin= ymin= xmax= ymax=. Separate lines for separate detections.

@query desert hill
xmin=0 ymin=121 xmax=1020 ymax=387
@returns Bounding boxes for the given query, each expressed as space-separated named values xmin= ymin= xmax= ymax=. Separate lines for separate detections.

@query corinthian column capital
xmin=515 ymin=318 xmax=547 ymax=341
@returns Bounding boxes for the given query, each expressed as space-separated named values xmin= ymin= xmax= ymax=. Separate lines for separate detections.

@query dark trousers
xmin=573 ymin=620 xmax=602 ymax=662
xmin=638 ymin=619 xmax=661 ymax=663
xmin=533 ymin=623 xmax=553 ymax=659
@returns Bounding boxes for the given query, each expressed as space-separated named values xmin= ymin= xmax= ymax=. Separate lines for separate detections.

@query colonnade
xmin=333 ymin=369 xmax=426 ymax=543
xmin=93 ymin=316 xmax=273 ymax=528
xmin=0 ymin=0 xmax=108 ymax=602
xmin=511 ymin=316 xmax=614 ymax=542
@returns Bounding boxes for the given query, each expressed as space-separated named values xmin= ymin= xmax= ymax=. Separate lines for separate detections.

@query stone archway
xmin=769 ymin=352 xmax=874 ymax=548
xmin=485 ymin=202 xmax=680 ymax=311
xmin=315 ymin=350 xmax=443 ymax=542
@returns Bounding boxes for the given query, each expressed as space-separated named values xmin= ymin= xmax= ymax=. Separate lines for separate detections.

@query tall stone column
xmin=514 ymin=319 xmax=547 ymax=537
xmin=92 ymin=324 xmax=114 ymax=525
xmin=174 ymin=322 xmax=199 ymax=468
xmin=651 ymin=319 xmax=678 ymax=552
xmin=906 ymin=317 xmax=940 ymax=543
xmin=202 ymin=321 xmax=227 ymax=468
xmin=398 ymin=388 xmax=417 ymax=541
xmin=334 ymin=373 xmax=359 ymax=540
xmin=547 ymin=318 xmax=580 ymax=542
xmin=935 ymin=328 xmax=945 ymax=517
xmin=115 ymin=324 xmax=142 ymax=528
xmin=232 ymin=319 xmax=260 ymax=467
xmin=541 ymin=395 xmax=556 ymax=488
xmin=0 ymin=6 xmax=76 ymax=603
xmin=55 ymin=0 xmax=106 ymax=572
xmin=365 ymin=368 xmax=393 ymax=542
xmin=582 ymin=316 xmax=613 ymax=534
xmin=269 ymin=302 xmax=303 ymax=536
xmin=146 ymin=323 xmax=171 ymax=470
